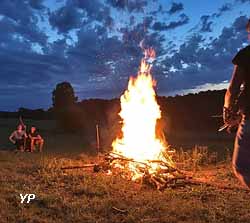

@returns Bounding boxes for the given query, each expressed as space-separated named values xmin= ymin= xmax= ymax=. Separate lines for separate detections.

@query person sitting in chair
xmin=28 ymin=126 xmax=44 ymax=152
xmin=9 ymin=125 xmax=27 ymax=151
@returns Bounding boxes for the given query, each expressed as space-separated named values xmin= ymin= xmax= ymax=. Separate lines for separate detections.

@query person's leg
xmin=232 ymin=118 xmax=250 ymax=188
xmin=30 ymin=139 xmax=35 ymax=152
xmin=17 ymin=139 xmax=25 ymax=152
xmin=38 ymin=138 xmax=44 ymax=152
xmin=15 ymin=140 xmax=20 ymax=151
xmin=26 ymin=138 xmax=31 ymax=152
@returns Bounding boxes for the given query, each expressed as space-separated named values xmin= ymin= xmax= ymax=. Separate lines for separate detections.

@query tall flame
xmin=112 ymin=48 xmax=173 ymax=180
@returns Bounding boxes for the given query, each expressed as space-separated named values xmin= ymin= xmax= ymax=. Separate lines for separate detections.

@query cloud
xmin=49 ymin=0 xmax=114 ymax=33
xmin=49 ymin=4 xmax=82 ymax=33
xmin=236 ymin=0 xmax=250 ymax=3
xmin=0 ymin=0 xmax=47 ymax=46
xmin=200 ymin=15 xmax=213 ymax=32
xmin=168 ymin=2 xmax=184 ymax=14
xmin=214 ymin=3 xmax=232 ymax=17
xmin=0 ymin=0 xmax=44 ymax=24
xmin=106 ymin=0 xmax=148 ymax=12
xmin=152 ymin=13 xmax=189 ymax=31
xmin=0 ymin=16 xmax=47 ymax=47
xmin=156 ymin=16 xmax=249 ymax=94
xmin=29 ymin=0 xmax=46 ymax=10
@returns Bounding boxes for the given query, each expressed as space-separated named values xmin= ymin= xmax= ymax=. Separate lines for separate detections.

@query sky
xmin=0 ymin=0 xmax=249 ymax=111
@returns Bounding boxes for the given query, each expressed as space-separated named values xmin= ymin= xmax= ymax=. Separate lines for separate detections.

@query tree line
xmin=0 ymin=82 xmax=225 ymax=145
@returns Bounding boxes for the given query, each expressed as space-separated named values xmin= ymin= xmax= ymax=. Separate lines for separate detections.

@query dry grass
xmin=1 ymin=149 xmax=250 ymax=223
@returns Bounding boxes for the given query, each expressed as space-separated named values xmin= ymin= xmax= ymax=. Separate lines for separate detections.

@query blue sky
xmin=0 ymin=0 xmax=249 ymax=111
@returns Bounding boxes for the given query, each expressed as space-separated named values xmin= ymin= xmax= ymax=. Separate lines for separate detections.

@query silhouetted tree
xmin=52 ymin=82 xmax=81 ymax=131
xmin=52 ymin=82 xmax=78 ymax=110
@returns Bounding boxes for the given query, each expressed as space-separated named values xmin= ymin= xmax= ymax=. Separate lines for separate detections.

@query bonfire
xmin=106 ymin=48 xmax=185 ymax=189
xmin=62 ymin=48 xmax=187 ymax=190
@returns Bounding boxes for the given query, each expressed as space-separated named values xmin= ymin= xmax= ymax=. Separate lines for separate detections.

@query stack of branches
xmin=104 ymin=152 xmax=188 ymax=190
xmin=61 ymin=152 xmax=191 ymax=190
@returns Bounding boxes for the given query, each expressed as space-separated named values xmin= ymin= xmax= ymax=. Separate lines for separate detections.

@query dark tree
xmin=52 ymin=82 xmax=78 ymax=110
xmin=52 ymin=82 xmax=81 ymax=131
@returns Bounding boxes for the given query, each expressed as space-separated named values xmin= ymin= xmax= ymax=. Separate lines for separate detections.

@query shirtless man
xmin=9 ymin=125 xmax=27 ymax=151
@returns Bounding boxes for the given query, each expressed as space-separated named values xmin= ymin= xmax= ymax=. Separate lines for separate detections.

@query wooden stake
xmin=96 ymin=124 xmax=100 ymax=159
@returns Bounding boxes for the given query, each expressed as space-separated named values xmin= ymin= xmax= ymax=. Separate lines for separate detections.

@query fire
xmin=111 ymin=48 xmax=175 ymax=181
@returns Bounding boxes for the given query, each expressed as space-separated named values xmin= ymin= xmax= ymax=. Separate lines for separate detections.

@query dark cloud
xmin=236 ymin=0 xmax=250 ymax=3
xmin=59 ymin=20 xmax=167 ymax=103
xmin=214 ymin=3 xmax=232 ymax=17
xmin=156 ymin=16 xmax=249 ymax=94
xmin=0 ymin=1 xmax=47 ymax=46
xmin=49 ymin=0 xmax=114 ymax=33
xmin=129 ymin=15 xmax=136 ymax=26
xmin=168 ymin=2 xmax=184 ymax=14
xmin=75 ymin=0 xmax=113 ymax=25
xmin=49 ymin=4 xmax=82 ymax=33
xmin=106 ymin=0 xmax=148 ymax=12
xmin=0 ymin=0 xmax=45 ymax=24
xmin=0 ymin=0 xmax=32 ymax=23
xmin=152 ymin=13 xmax=189 ymax=31
xmin=0 ymin=35 xmax=73 ymax=110
xmin=200 ymin=15 xmax=213 ymax=32
xmin=143 ymin=16 xmax=154 ymax=28
xmin=29 ymin=0 xmax=46 ymax=10
xmin=0 ymin=16 xmax=47 ymax=46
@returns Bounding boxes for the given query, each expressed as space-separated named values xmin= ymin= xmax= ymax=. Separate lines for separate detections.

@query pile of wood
xmin=61 ymin=152 xmax=190 ymax=190
xmin=103 ymin=152 xmax=188 ymax=190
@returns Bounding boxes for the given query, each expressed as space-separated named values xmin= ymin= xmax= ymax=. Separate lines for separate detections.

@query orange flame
xmin=112 ymin=48 xmax=174 ymax=180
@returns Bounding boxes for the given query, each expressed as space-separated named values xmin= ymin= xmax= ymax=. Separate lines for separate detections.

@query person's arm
xmin=9 ymin=131 xmax=16 ymax=144
xmin=24 ymin=132 xmax=28 ymax=138
xmin=29 ymin=133 xmax=39 ymax=140
xmin=224 ymin=65 xmax=244 ymax=108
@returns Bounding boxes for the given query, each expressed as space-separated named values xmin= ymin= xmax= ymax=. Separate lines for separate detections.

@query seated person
xmin=9 ymin=125 xmax=27 ymax=151
xmin=28 ymin=126 xmax=44 ymax=152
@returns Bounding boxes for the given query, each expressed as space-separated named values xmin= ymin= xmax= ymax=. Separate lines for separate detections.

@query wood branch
xmin=107 ymin=153 xmax=150 ymax=167
xmin=112 ymin=206 xmax=128 ymax=214
xmin=61 ymin=164 xmax=98 ymax=170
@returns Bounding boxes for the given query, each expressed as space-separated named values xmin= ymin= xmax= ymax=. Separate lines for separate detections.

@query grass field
xmin=1 ymin=118 xmax=250 ymax=223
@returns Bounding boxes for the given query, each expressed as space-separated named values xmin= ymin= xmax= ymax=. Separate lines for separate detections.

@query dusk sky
xmin=0 ymin=0 xmax=249 ymax=111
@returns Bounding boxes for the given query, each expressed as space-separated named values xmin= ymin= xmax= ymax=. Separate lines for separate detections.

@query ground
xmin=1 ymin=118 xmax=250 ymax=223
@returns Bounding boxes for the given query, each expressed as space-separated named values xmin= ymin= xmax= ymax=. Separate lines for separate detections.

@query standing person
xmin=28 ymin=126 xmax=44 ymax=152
xmin=223 ymin=19 xmax=250 ymax=188
xmin=9 ymin=125 xmax=27 ymax=151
